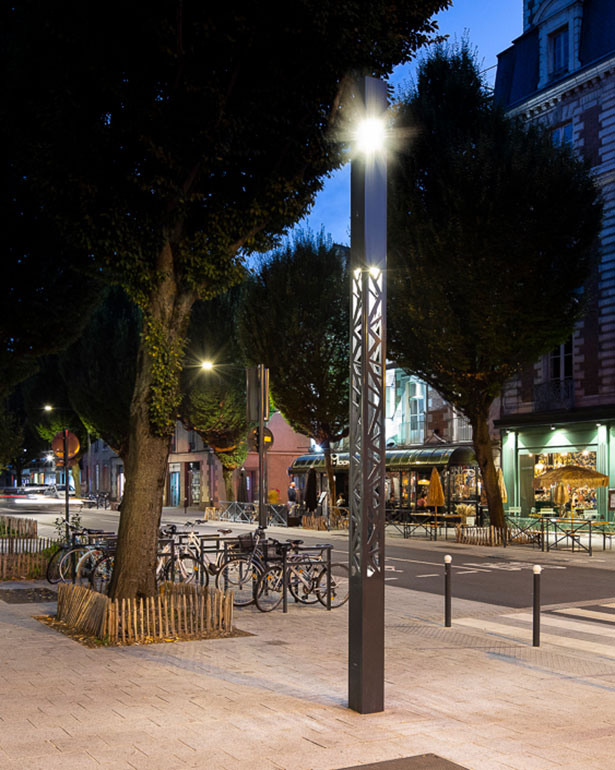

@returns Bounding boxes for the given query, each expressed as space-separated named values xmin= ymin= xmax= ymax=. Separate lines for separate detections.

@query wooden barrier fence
xmin=56 ymin=582 xmax=234 ymax=645
xmin=0 ymin=536 xmax=58 ymax=579
xmin=456 ymin=525 xmax=507 ymax=546
xmin=456 ymin=525 xmax=537 ymax=547
xmin=0 ymin=515 xmax=37 ymax=538
xmin=301 ymin=514 xmax=328 ymax=531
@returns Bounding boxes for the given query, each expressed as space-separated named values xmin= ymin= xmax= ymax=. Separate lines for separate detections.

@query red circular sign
xmin=51 ymin=431 xmax=80 ymax=460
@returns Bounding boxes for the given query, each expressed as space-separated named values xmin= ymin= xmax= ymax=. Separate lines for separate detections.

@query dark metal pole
xmin=444 ymin=555 xmax=452 ymax=627
xmin=63 ymin=428 xmax=70 ymax=543
xmin=348 ymin=76 xmax=387 ymax=715
xmin=533 ymin=565 xmax=541 ymax=647
xmin=257 ymin=364 xmax=269 ymax=529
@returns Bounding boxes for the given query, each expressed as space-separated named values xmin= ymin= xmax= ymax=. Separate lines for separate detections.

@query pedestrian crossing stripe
xmin=552 ymin=607 xmax=615 ymax=624
xmin=455 ymin=616 xmax=615 ymax=658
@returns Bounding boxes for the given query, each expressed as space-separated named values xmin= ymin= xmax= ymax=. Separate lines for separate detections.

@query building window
xmin=552 ymin=121 xmax=573 ymax=147
xmin=549 ymin=26 xmax=569 ymax=78
xmin=550 ymin=338 xmax=573 ymax=381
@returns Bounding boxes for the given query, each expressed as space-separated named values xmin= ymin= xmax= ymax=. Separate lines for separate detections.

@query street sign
xmin=248 ymin=427 xmax=274 ymax=452
xmin=51 ymin=431 xmax=80 ymax=461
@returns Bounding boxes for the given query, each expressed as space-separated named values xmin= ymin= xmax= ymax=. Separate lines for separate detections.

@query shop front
xmin=290 ymin=445 xmax=479 ymax=515
xmin=500 ymin=421 xmax=615 ymax=520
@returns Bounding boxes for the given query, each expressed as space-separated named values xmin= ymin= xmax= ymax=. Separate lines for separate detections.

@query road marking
xmin=415 ymin=573 xmax=439 ymax=578
xmin=552 ymin=608 xmax=615 ymax=623
xmin=455 ymin=617 xmax=615 ymax=657
xmin=504 ymin=611 xmax=615 ymax=637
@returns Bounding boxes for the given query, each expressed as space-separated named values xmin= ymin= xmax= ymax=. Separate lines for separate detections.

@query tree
xmin=8 ymin=1 xmax=449 ymax=598
xmin=180 ymin=291 xmax=248 ymax=501
xmin=237 ymin=231 xmax=349 ymax=503
xmin=58 ymin=287 xmax=140 ymax=460
xmin=387 ymin=43 xmax=602 ymax=528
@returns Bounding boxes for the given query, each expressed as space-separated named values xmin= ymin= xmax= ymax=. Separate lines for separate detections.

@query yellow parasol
xmin=533 ymin=465 xmax=608 ymax=524
xmin=497 ymin=468 xmax=508 ymax=504
xmin=532 ymin=465 xmax=608 ymax=489
xmin=426 ymin=467 xmax=445 ymax=531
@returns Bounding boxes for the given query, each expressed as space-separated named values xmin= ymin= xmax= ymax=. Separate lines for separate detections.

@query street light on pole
xmin=348 ymin=76 xmax=388 ymax=715
xmin=44 ymin=405 xmax=79 ymax=543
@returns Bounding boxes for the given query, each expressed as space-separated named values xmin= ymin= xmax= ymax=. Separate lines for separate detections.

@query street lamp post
xmin=348 ymin=76 xmax=388 ymax=714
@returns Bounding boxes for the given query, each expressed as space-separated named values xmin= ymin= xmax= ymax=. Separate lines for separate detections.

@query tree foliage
xmin=7 ymin=0 xmax=449 ymax=598
xmin=237 ymin=230 xmax=349 ymax=501
xmin=388 ymin=43 xmax=602 ymax=527
xmin=180 ymin=290 xmax=249 ymax=499
xmin=58 ymin=287 xmax=140 ymax=459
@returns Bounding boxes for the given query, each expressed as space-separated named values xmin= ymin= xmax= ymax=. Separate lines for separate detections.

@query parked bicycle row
xmin=46 ymin=521 xmax=349 ymax=613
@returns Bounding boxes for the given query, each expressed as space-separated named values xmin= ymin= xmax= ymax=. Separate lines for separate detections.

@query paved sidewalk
xmin=1 ymin=560 xmax=615 ymax=770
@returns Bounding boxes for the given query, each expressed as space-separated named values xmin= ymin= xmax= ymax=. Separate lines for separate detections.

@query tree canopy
xmin=387 ymin=43 xmax=602 ymax=527
xmin=7 ymin=0 xmax=450 ymax=598
xmin=180 ymin=290 xmax=249 ymax=500
xmin=237 ymin=230 xmax=349 ymax=501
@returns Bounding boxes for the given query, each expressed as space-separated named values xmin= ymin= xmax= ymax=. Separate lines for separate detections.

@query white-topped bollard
xmin=444 ymin=555 xmax=452 ymax=627
xmin=533 ymin=565 xmax=542 ymax=647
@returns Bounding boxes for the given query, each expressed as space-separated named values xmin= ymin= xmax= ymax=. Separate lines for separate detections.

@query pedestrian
xmin=287 ymin=481 xmax=297 ymax=504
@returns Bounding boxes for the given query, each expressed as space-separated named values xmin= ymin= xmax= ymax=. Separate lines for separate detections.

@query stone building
xmin=494 ymin=0 xmax=615 ymax=517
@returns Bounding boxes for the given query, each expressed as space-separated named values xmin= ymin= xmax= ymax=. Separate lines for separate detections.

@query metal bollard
xmin=444 ymin=555 xmax=452 ymax=627
xmin=533 ymin=565 xmax=542 ymax=647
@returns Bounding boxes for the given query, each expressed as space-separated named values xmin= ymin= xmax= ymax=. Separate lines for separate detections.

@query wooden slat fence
xmin=456 ymin=525 xmax=537 ymax=547
xmin=301 ymin=514 xmax=328 ymax=531
xmin=57 ymin=582 xmax=234 ymax=645
xmin=0 ymin=537 xmax=58 ymax=579
xmin=456 ymin=525 xmax=507 ymax=546
xmin=0 ymin=515 xmax=37 ymax=538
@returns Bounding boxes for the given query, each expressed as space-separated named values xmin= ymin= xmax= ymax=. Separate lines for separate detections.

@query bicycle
xmin=46 ymin=525 xmax=114 ymax=584
xmin=214 ymin=527 xmax=275 ymax=606
xmin=255 ymin=544 xmax=349 ymax=612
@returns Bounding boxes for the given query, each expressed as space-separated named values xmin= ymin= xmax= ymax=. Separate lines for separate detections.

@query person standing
xmin=287 ymin=481 xmax=297 ymax=505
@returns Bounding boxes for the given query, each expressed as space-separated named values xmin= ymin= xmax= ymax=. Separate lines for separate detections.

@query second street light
xmin=348 ymin=76 xmax=388 ymax=715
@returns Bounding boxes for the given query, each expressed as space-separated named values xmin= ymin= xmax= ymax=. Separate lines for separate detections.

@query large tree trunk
xmin=222 ymin=466 xmax=234 ymax=500
xmin=471 ymin=411 xmax=505 ymax=529
xmin=108 ymin=242 xmax=195 ymax=600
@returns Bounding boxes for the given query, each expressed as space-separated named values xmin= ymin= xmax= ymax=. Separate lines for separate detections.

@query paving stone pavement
xmin=1 ymin=538 xmax=615 ymax=770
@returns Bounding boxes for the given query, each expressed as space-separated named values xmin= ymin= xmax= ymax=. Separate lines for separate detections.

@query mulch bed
xmin=0 ymin=588 xmax=58 ymax=604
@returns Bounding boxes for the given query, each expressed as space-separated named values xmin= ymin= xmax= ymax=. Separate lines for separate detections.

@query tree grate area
xmin=0 ymin=588 xmax=58 ymax=604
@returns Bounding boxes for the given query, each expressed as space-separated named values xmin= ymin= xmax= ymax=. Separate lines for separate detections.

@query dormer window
xmin=549 ymin=25 xmax=569 ymax=77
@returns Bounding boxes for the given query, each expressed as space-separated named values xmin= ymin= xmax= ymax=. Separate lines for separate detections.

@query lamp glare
xmin=201 ymin=361 xmax=214 ymax=371
xmin=356 ymin=117 xmax=385 ymax=154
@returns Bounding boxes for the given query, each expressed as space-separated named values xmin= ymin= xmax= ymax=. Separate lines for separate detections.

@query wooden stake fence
xmin=456 ymin=525 xmax=536 ymax=547
xmin=0 ymin=515 xmax=37 ymax=538
xmin=301 ymin=514 xmax=329 ymax=530
xmin=56 ymin=582 xmax=234 ymax=645
xmin=0 ymin=536 xmax=58 ymax=579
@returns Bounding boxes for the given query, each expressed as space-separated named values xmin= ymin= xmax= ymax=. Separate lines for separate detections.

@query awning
xmin=289 ymin=445 xmax=476 ymax=473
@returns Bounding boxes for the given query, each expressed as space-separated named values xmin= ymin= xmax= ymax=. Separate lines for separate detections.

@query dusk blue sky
xmin=295 ymin=0 xmax=524 ymax=246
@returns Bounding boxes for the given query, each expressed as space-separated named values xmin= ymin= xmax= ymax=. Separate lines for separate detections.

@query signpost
xmin=52 ymin=429 xmax=80 ymax=542
xmin=246 ymin=365 xmax=270 ymax=528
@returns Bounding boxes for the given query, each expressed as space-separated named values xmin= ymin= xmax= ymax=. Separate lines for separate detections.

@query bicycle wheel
xmin=57 ymin=546 xmax=90 ymax=583
xmin=90 ymin=554 xmax=114 ymax=594
xmin=46 ymin=546 xmax=69 ymax=584
xmin=215 ymin=556 xmax=262 ymax=606
xmin=287 ymin=561 xmax=322 ymax=604
xmin=316 ymin=562 xmax=349 ymax=608
xmin=255 ymin=565 xmax=284 ymax=612
xmin=73 ymin=548 xmax=106 ymax=586
xmin=165 ymin=553 xmax=207 ymax=585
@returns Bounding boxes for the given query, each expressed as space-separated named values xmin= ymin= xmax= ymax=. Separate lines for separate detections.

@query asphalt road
xmin=5 ymin=504 xmax=615 ymax=609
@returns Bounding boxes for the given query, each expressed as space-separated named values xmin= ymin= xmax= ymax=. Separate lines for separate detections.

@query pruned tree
xmin=180 ymin=291 xmax=248 ymax=501
xmin=8 ymin=1 xmax=449 ymax=598
xmin=237 ymin=230 xmax=349 ymax=503
xmin=387 ymin=43 xmax=602 ymax=528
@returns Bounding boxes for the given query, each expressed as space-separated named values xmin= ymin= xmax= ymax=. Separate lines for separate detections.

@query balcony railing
xmin=533 ymin=379 xmax=574 ymax=411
